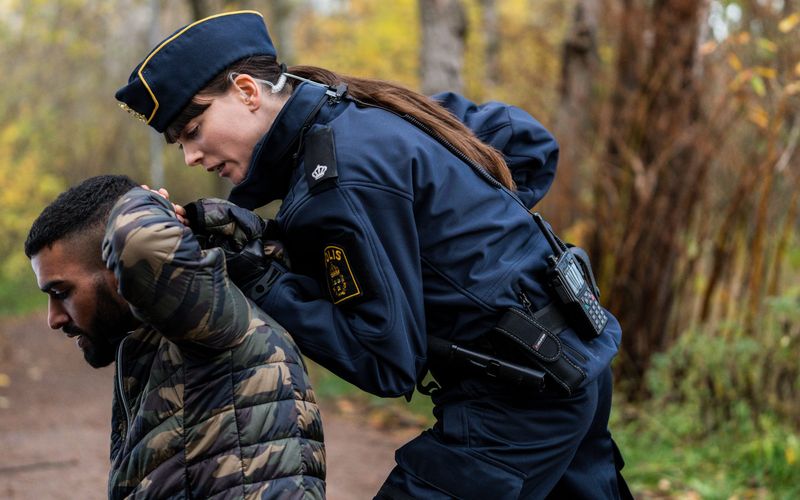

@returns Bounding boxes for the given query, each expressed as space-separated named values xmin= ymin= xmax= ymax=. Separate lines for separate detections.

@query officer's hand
xmin=184 ymin=198 xmax=288 ymax=299
xmin=183 ymin=198 xmax=275 ymax=251
xmin=140 ymin=184 xmax=188 ymax=225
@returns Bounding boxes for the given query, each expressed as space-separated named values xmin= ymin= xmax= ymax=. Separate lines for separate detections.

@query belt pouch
xmin=490 ymin=308 xmax=586 ymax=394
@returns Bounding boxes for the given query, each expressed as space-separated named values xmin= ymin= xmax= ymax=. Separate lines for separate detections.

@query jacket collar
xmin=228 ymin=82 xmax=330 ymax=210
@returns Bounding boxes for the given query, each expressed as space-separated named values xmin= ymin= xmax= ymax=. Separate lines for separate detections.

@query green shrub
xmin=615 ymin=288 xmax=800 ymax=497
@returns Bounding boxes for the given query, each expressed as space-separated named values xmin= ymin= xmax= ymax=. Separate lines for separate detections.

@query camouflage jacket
xmin=102 ymin=188 xmax=325 ymax=499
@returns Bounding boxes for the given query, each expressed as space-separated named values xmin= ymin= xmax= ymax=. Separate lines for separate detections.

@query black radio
xmin=532 ymin=213 xmax=607 ymax=339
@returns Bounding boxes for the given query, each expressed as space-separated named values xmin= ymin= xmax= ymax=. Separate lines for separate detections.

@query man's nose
xmin=48 ymin=301 xmax=69 ymax=330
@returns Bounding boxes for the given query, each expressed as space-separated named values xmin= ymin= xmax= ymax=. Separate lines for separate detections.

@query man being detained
xmin=25 ymin=175 xmax=325 ymax=499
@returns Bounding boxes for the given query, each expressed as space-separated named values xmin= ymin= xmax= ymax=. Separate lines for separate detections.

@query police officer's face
xmin=177 ymin=79 xmax=285 ymax=185
xmin=31 ymin=239 xmax=137 ymax=368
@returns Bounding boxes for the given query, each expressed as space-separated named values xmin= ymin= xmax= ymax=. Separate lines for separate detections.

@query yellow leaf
xmin=751 ymin=75 xmax=767 ymax=96
xmin=736 ymin=32 xmax=751 ymax=44
xmin=779 ymin=13 xmax=800 ymax=33
xmin=0 ymin=373 xmax=10 ymax=388
xmin=786 ymin=446 xmax=796 ymax=465
xmin=757 ymin=38 xmax=778 ymax=53
xmin=748 ymin=106 xmax=769 ymax=129
xmin=755 ymin=66 xmax=777 ymax=79
xmin=728 ymin=53 xmax=743 ymax=71
xmin=728 ymin=69 xmax=752 ymax=92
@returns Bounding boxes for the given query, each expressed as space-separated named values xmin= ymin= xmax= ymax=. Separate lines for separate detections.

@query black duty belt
xmin=423 ymin=303 xmax=587 ymax=396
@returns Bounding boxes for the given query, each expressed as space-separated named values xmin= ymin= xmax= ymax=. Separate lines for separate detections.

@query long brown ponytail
xmin=288 ymin=65 xmax=515 ymax=190
xmin=166 ymin=56 xmax=514 ymax=189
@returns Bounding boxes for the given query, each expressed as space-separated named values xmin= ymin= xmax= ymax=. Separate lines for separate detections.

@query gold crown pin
xmin=118 ymin=103 xmax=148 ymax=123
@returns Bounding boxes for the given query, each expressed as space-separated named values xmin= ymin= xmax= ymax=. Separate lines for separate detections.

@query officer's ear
xmin=230 ymin=74 xmax=262 ymax=111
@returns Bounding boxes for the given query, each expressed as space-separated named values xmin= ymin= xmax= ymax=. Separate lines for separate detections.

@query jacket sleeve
xmin=433 ymin=91 xmax=559 ymax=208
xmin=258 ymin=185 xmax=425 ymax=398
xmin=102 ymin=187 xmax=251 ymax=350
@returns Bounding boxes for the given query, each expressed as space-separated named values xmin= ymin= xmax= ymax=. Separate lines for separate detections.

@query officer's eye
xmin=185 ymin=125 xmax=199 ymax=140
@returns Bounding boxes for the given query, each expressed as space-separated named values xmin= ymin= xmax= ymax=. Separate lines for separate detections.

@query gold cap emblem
xmin=118 ymin=102 xmax=147 ymax=123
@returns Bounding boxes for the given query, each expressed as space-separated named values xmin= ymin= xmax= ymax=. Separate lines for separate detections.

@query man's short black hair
xmin=25 ymin=175 xmax=138 ymax=259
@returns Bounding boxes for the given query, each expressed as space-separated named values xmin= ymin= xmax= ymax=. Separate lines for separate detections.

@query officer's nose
xmin=182 ymin=144 xmax=203 ymax=167
xmin=48 ymin=300 xmax=70 ymax=331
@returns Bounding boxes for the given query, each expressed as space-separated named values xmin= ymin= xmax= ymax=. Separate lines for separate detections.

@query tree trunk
xmin=480 ymin=0 xmax=500 ymax=90
xmin=149 ymin=0 xmax=164 ymax=188
xmin=263 ymin=0 xmax=297 ymax=64
xmin=418 ymin=0 xmax=467 ymax=95
xmin=548 ymin=0 xmax=600 ymax=230
xmin=596 ymin=0 xmax=709 ymax=396
xmin=186 ymin=0 xmax=210 ymax=20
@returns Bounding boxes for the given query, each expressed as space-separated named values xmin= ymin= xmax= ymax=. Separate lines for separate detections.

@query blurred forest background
xmin=1 ymin=0 xmax=799 ymax=497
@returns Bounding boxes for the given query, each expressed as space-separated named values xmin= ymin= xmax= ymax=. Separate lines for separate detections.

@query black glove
xmin=184 ymin=198 xmax=288 ymax=300
xmin=224 ymin=239 xmax=287 ymax=302
xmin=184 ymin=198 xmax=273 ymax=249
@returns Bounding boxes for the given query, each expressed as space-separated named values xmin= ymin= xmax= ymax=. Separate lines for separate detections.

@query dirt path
xmin=0 ymin=312 xmax=419 ymax=499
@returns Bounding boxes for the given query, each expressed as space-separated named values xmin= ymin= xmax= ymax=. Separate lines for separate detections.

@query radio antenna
xmin=532 ymin=213 xmax=566 ymax=255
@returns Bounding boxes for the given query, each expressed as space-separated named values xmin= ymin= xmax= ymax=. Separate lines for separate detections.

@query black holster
xmin=489 ymin=304 xmax=587 ymax=395
xmin=425 ymin=336 xmax=545 ymax=393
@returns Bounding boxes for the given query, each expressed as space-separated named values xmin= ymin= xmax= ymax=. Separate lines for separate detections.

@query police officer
xmin=115 ymin=10 xmax=630 ymax=499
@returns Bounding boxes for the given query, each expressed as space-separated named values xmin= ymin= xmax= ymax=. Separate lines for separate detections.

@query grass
xmin=610 ymin=398 xmax=799 ymax=499
xmin=307 ymin=360 xmax=799 ymax=499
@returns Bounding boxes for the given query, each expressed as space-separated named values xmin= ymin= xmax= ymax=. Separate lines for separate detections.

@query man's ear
xmin=109 ymin=270 xmax=119 ymax=289
xmin=232 ymin=74 xmax=263 ymax=111
xmin=102 ymin=266 xmax=120 ymax=294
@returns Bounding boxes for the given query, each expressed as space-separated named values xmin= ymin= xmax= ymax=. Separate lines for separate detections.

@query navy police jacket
xmin=229 ymin=83 xmax=621 ymax=397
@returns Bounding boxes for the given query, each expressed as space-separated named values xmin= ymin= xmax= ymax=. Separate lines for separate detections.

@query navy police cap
xmin=115 ymin=10 xmax=276 ymax=133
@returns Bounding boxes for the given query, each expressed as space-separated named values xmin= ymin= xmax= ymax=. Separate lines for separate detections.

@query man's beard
xmin=64 ymin=280 xmax=137 ymax=368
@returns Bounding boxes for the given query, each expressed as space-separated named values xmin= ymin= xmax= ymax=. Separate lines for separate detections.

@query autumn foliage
xmin=0 ymin=0 xmax=798 ymax=422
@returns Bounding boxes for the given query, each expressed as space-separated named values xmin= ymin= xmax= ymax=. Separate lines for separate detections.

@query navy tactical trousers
xmin=375 ymin=368 xmax=626 ymax=499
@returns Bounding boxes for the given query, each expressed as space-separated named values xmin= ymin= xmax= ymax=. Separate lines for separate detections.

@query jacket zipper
xmin=109 ymin=336 xmax=130 ymax=499
xmin=402 ymin=114 xmax=504 ymax=188
xmin=519 ymin=290 xmax=534 ymax=315
xmin=115 ymin=336 xmax=131 ymax=438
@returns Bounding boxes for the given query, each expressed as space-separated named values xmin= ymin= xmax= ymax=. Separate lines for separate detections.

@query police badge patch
xmin=324 ymin=245 xmax=362 ymax=304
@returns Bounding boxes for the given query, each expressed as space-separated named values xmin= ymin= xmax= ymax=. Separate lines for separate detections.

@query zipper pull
xmin=519 ymin=290 xmax=534 ymax=315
